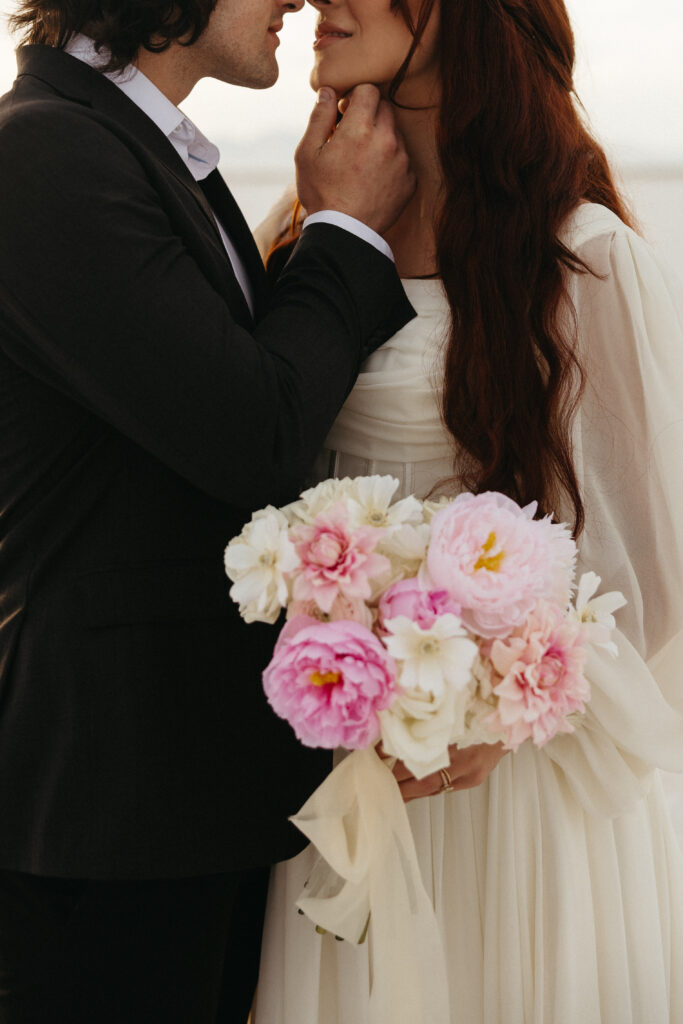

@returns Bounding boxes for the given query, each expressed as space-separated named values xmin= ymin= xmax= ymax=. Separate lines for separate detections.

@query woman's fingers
xmin=394 ymin=742 xmax=508 ymax=802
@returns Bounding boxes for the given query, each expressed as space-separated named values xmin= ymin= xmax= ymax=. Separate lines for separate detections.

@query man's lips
xmin=314 ymin=23 xmax=353 ymax=50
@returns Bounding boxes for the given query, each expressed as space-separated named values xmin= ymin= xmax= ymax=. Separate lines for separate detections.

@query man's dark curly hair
xmin=9 ymin=0 xmax=219 ymax=72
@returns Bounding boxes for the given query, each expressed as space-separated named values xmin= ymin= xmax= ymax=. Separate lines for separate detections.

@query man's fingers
xmin=336 ymin=83 xmax=382 ymax=132
xmin=298 ymin=86 xmax=340 ymax=156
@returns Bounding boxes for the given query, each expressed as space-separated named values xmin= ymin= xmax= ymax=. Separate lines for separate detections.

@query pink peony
xmin=484 ymin=600 xmax=590 ymax=751
xmin=425 ymin=492 xmax=576 ymax=638
xmin=377 ymin=577 xmax=462 ymax=634
xmin=291 ymin=502 xmax=390 ymax=614
xmin=262 ymin=619 xmax=398 ymax=750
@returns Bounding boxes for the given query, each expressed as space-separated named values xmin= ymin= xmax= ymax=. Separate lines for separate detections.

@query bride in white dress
xmin=254 ymin=0 xmax=683 ymax=1020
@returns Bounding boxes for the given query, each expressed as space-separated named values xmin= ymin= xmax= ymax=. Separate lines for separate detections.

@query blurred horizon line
xmin=223 ymin=162 xmax=683 ymax=183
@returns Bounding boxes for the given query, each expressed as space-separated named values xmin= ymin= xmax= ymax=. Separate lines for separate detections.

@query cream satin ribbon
xmin=291 ymin=747 xmax=451 ymax=1024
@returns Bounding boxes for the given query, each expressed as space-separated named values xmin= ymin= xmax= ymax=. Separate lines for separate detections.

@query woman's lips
xmin=314 ymin=26 xmax=353 ymax=51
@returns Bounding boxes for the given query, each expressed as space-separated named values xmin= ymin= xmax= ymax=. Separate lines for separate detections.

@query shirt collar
xmin=64 ymin=34 xmax=220 ymax=181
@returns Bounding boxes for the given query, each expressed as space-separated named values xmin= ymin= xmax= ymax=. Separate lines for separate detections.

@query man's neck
xmin=134 ymin=44 xmax=198 ymax=107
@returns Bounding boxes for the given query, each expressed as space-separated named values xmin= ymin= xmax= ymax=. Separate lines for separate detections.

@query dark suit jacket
xmin=0 ymin=46 xmax=414 ymax=878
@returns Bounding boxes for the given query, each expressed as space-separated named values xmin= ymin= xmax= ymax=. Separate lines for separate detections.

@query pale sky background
xmin=0 ymin=0 xmax=681 ymax=170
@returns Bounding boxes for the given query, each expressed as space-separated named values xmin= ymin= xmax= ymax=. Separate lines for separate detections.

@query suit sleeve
xmin=0 ymin=105 xmax=414 ymax=507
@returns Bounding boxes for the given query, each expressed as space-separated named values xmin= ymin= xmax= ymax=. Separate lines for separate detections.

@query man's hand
xmin=295 ymin=84 xmax=416 ymax=238
xmin=384 ymin=742 xmax=509 ymax=803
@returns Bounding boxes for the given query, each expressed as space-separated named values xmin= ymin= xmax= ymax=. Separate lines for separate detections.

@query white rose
xmin=379 ymin=681 xmax=474 ymax=779
xmin=370 ymin=522 xmax=431 ymax=600
xmin=455 ymin=693 xmax=504 ymax=749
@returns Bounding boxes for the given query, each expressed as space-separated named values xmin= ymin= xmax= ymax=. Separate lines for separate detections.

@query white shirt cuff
xmin=302 ymin=211 xmax=395 ymax=263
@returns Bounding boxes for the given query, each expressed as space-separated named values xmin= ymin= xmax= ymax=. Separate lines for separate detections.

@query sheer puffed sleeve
xmin=544 ymin=204 xmax=683 ymax=815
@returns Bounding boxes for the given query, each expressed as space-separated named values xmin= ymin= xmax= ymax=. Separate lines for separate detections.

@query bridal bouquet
xmin=224 ymin=476 xmax=625 ymax=774
xmin=223 ymin=476 xmax=625 ymax=1023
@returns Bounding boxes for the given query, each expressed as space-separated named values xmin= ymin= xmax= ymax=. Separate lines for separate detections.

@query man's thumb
xmin=301 ymin=88 xmax=339 ymax=153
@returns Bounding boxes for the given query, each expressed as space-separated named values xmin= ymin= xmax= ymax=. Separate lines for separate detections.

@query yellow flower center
xmin=474 ymin=531 xmax=505 ymax=572
xmin=259 ymin=552 xmax=277 ymax=567
xmin=369 ymin=510 xmax=386 ymax=525
xmin=420 ymin=639 xmax=438 ymax=656
xmin=311 ymin=670 xmax=342 ymax=688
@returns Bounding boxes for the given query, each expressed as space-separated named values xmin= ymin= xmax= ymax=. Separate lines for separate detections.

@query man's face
xmin=190 ymin=0 xmax=303 ymax=89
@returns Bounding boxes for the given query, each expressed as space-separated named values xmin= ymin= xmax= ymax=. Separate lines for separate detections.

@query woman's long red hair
xmin=270 ymin=0 xmax=634 ymax=533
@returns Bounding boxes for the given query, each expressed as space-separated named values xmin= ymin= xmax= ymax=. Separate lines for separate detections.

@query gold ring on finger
xmin=439 ymin=768 xmax=454 ymax=794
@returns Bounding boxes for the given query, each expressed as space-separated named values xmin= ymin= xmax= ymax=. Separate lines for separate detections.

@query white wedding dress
xmin=253 ymin=203 xmax=683 ymax=1024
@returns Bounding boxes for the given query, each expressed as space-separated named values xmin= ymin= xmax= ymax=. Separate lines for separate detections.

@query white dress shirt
xmin=64 ymin=36 xmax=393 ymax=316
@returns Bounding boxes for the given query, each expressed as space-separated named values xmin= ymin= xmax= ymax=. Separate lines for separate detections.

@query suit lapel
xmin=199 ymin=170 xmax=269 ymax=320
xmin=16 ymin=46 xmax=260 ymax=327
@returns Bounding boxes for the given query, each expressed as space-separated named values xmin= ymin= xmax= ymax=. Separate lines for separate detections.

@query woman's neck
xmin=383 ymin=101 xmax=443 ymax=279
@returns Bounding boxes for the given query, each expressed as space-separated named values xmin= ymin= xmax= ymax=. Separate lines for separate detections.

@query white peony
xmin=224 ymin=507 xmax=300 ymax=624
xmin=346 ymin=475 xmax=424 ymax=531
xmin=383 ymin=614 xmax=478 ymax=697
xmin=379 ymin=681 xmax=473 ymax=779
xmin=571 ymin=571 xmax=627 ymax=657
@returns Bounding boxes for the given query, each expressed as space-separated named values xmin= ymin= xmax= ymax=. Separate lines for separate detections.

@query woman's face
xmin=306 ymin=0 xmax=439 ymax=100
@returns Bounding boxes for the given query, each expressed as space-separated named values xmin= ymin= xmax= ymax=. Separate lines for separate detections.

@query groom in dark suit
xmin=0 ymin=0 xmax=415 ymax=1019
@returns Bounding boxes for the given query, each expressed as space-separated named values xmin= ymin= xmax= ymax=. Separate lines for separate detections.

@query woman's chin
xmin=309 ymin=67 xmax=358 ymax=99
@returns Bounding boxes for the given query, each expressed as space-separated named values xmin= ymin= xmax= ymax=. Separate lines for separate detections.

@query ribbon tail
xmin=290 ymin=747 xmax=451 ymax=1023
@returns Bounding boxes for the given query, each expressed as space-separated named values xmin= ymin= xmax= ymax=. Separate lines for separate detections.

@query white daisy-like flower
xmin=285 ymin=477 xmax=358 ymax=525
xmin=346 ymin=475 xmax=424 ymax=531
xmin=383 ymin=613 xmax=478 ymax=697
xmin=224 ymin=507 xmax=300 ymax=624
xmin=571 ymin=571 xmax=627 ymax=657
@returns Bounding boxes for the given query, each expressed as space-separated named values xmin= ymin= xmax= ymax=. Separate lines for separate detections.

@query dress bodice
xmin=318 ymin=278 xmax=455 ymax=499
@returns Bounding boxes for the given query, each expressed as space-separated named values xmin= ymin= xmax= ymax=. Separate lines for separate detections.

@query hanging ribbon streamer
xmin=291 ymin=747 xmax=451 ymax=1024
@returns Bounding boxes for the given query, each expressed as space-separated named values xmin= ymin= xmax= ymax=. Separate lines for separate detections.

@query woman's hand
xmin=382 ymin=742 xmax=508 ymax=803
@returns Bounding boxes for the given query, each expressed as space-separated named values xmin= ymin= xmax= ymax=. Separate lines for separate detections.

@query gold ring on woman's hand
xmin=439 ymin=768 xmax=454 ymax=793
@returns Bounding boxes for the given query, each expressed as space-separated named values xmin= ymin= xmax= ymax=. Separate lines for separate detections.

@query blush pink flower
xmin=291 ymin=502 xmax=390 ymax=614
xmin=484 ymin=600 xmax=590 ymax=751
xmin=377 ymin=578 xmax=462 ymax=634
xmin=287 ymin=594 xmax=374 ymax=630
xmin=262 ymin=619 xmax=398 ymax=750
xmin=425 ymin=492 xmax=576 ymax=638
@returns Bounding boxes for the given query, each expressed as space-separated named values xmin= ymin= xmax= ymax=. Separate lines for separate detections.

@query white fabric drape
xmin=254 ymin=204 xmax=683 ymax=1024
